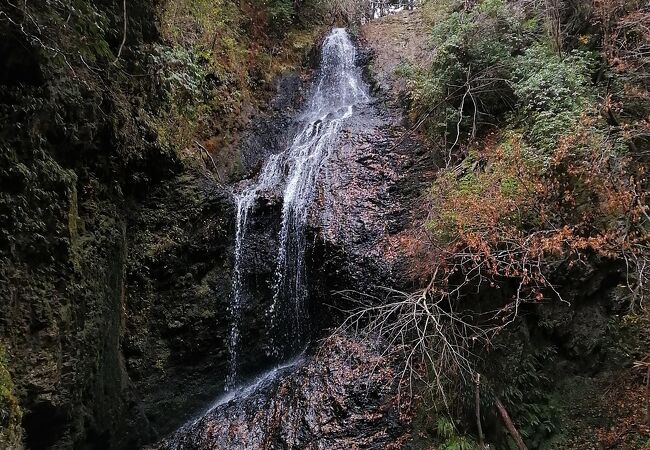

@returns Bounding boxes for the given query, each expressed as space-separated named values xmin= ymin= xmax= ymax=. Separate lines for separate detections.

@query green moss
xmin=68 ymin=183 xmax=82 ymax=273
xmin=0 ymin=347 xmax=22 ymax=449
xmin=150 ymin=0 xmax=323 ymax=176
xmin=458 ymin=173 xmax=481 ymax=195
xmin=500 ymin=177 xmax=518 ymax=197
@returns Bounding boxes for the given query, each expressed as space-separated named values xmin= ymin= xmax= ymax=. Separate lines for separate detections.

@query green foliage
xmin=506 ymin=349 xmax=558 ymax=443
xmin=400 ymin=0 xmax=604 ymax=159
xmin=420 ymin=0 xmax=459 ymax=24
xmin=426 ymin=133 xmax=543 ymax=243
xmin=435 ymin=416 xmax=477 ymax=450
xmin=482 ymin=344 xmax=558 ymax=449
xmin=151 ymin=0 xmax=322 ymax=168
xmin=513 ymin=47 xmax=593 ymax=115
xmin=607 ymin=311 xmax=650 ymax=367
xmin=436 ymin=416 xmax=456 ymax=440
xmin=148 ymin=44 xmax=210 ymax=151
xmin=0 ymin=347 xmax=22 ymax=449
xmin=404 ymin=0 xmax=531 ymax=146
xmin=161 ymin=0 xmax=242 ymax=48
xmin=387 ymin=1 xmax=648 ymax=448
xmin=268 ymin=0 xmax=296 ymax=32
xmin=152 ymin=45 xmax=207 ymax=106
xmin=512 ymin=45 xmax=596 ymax=152
xmin=411 ymin=1 xmax=643 ymax=260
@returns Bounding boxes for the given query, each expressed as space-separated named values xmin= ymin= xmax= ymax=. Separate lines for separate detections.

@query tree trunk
xmin=646 ymin=364 xmax=650 ymax=428
xmin=475 ymin=374 xmax=485 ymax=449
xmin=495 ymin=398 xmax=528 ymax=450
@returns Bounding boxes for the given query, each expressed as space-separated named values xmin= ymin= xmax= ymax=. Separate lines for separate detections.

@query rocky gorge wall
xmin=1 ymin=2 xmax=648 ymax=449
xmin=0 ymin=1 xmax=325 ymax=448
xmin=0 ymin=1 xmax=164 ymax=446
xmin=123 ymin=69 xmax=312 ymax=439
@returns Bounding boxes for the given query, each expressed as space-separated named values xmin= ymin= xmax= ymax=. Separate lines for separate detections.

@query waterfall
xmin=227 ymin=28 xmax=368 ymax=389
xmin=227 ymin=154 xmax=283 ymax=390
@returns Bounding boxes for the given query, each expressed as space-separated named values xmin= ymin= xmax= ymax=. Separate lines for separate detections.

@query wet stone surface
xmin=148 ymin=336 xmax=411 ymax=450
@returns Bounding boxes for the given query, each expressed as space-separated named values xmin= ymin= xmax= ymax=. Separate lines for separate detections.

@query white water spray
xmin=226 ymin=28 xmax=368 ymax=388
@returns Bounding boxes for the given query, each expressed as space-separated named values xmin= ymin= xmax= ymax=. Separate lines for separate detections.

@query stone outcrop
xmin=150 ymin=336 xmax=411 ymax=450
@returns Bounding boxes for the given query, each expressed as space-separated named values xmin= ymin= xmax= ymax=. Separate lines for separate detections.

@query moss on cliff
xmin=148 ymin=0 xmax=325 ymax=181
xmin=0 ymin=0 xmax=327 ymax=448
xmin=0 ymin=347 xmax=22 ymax=450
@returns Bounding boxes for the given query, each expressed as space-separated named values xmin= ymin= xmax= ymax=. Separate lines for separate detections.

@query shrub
xmin=512 ymin=45 xmax=596 ymax=152
xmin=436 ymin=416 xmax=477 ymax=450
xmin=427 ymin=116 xmax=646 ymax=307
xmin=350 ymin=1 xmax=649 ymax=446
xmin=513 ymin=46 xmax=593 ymax=115
xmin=150 ymin=0 xmax=323 ymax=171
xmin=403 ymin=0 xmax=532 ymax=157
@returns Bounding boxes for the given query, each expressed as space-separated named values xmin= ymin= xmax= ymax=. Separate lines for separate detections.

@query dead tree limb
xmin=195 ymin=141 xmax=218 ymax=168
xmin=495 ymin=398 xmax=528 ymax=450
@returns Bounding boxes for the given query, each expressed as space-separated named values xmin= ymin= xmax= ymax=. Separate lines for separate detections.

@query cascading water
xmin=227 ymin=154 xmax=283 ymax=389
xmin=269 ymin=28 xmax=369 ymax=353
xmin=226 ymin=28 xmax=368 ymax=389
xmin=154 ymin=28 xmax=385 ymax=450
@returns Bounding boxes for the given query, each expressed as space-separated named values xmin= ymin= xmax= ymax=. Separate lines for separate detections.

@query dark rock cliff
xmin=123 ymin=69 xmax=311 ymax=439
xmin=0 ymin=1 xmax=167 ymax=447
xmin=0 ymin=1 xmax=319 ymax=448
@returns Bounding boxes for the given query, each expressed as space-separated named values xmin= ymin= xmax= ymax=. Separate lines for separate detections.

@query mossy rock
xmin=0 ymin=347 xmax=23 ymax=450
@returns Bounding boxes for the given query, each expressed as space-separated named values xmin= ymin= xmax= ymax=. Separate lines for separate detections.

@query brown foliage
xmin=422 ymin=116 xmax=648 ymax=315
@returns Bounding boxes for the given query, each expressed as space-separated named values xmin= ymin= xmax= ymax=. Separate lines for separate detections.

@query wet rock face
xmin=123 ymin=71 xmax=312 ymax=441
xmin=141 ymin=26 xmax=430 ymax=449
xmin=305 ymin=93 xmax=425 ymax=326
xmin=123 ymin=174 xmax=235 ymax=439
xmin=149 ymin=336 xmax=411 ymax=450
xmin=237 ymin=72 xmax=309 ymax=179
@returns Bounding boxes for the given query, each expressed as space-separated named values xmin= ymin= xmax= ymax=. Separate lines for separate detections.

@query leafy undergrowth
xmin=151 ymin=0 xmax=328 ymax=179
xmin=367 ymin=0 xmax=650 ymax=448
xmin=0 ymin=347 xmax=21 ymax=449
xmin=405 ymin=1 xmax=648 ymax=303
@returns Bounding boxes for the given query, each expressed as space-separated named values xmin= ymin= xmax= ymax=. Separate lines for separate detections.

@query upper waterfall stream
xmin=227 ymin=28 xmax=369 ymax=389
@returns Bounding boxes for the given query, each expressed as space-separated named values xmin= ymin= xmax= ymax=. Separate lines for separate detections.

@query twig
xmin=195 ymin=141 xmax=219 ymax=170
xmin=112 ymin=0 xmax=127 ymax=64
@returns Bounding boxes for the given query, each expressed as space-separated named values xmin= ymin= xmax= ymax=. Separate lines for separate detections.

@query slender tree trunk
xmin=545 ymin=0 xmax=563 ymax=55
xmin=475 ymin=373 xmax=485 ymax=449
xmin=112 ymin=0 xmax=127 ymax=64
xmin=495 ymin=398 xmax=528 ymax=450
